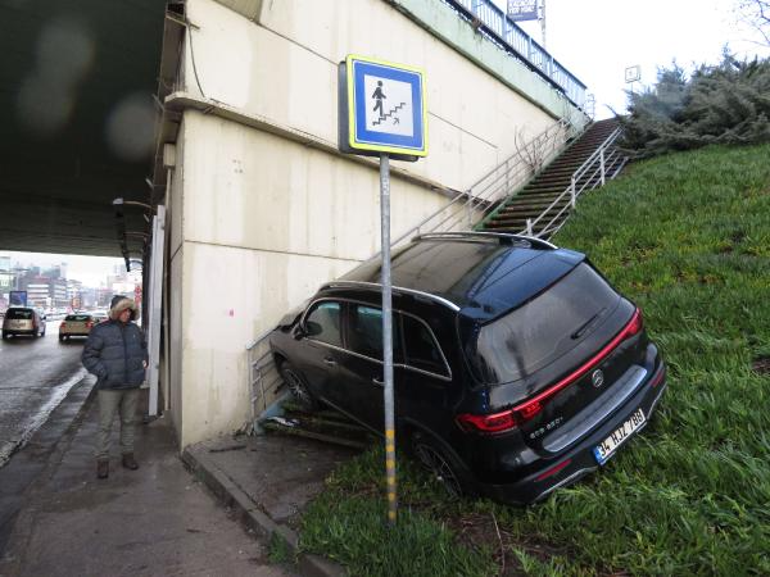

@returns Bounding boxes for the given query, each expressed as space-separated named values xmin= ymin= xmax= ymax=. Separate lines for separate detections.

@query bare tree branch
xmin=736 ymin=0 xmax=770 ymax=46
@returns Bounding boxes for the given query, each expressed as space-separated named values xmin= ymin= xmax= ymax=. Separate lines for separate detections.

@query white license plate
xmin=593 ymin=408 xmax=646 ymax=465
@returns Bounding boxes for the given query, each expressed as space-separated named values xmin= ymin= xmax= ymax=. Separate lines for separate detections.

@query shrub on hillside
xmin=620 ymin=55 xmax=770 ymax=158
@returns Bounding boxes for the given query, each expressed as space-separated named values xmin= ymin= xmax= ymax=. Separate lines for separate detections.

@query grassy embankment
xmin=297 ymin=144 xmax=770 ymax=576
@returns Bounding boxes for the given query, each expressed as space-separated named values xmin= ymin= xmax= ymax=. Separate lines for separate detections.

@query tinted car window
xmin=402 ymin=314 xmax=448 ymax=376
xmin=6 ymin=309 xmax=33 ymax=320
xmin=469 ymin=263 xmax=621 ymax=384
xmin=304 ymin=301 xmax=342 ymax=347
xmin=348 ymin=304 xmax=402 ymax=362
xmin=65 ymin=315 xmax=91 ymax=321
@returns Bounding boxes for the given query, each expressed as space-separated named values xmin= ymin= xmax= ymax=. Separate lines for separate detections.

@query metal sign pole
xmin=380 ymin=152 xmax=398 ymax=525
xmin=147 ymin=205 xmax=166 ymax=416
xmin=339 ymin=55 xmax=426 ymax=525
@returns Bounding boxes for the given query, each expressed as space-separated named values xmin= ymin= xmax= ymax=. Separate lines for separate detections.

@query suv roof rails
xmin=413 ymin=231 xmax=558 ymax=250
xmin=319 ymin=280 xmax=461 ymax=312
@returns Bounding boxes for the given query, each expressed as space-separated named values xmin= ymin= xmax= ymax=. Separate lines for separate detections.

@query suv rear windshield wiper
xmin=570 ymin=307 xmax=607 ymax=340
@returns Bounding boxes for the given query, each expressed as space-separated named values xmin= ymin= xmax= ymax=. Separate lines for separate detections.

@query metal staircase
xmin=481 ymin=118 xmax=627 ymax=238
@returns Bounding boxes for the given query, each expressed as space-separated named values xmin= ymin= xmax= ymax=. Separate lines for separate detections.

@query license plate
xmin=593 ymin=409 xmax=645 ymax=465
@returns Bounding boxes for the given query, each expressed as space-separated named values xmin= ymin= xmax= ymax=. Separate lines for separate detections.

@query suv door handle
xmin=372 ymin=377 xmax=384 ymax=386
xmin=323 ymin=357 xmax=337 ymax=367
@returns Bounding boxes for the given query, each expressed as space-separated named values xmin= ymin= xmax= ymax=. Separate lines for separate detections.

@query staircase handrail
xmin=571 ymin=127 xmax=623 ymax=185
xmin=523 ymin=126 xmax=625 ymax=238
xmin=379 ymin=112 xmax=584 ymax=257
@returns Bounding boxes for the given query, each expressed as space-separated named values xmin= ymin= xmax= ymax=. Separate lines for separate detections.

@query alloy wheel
xmin=282 ymin=367 xmax=313 ymax=407
xmin=413 ymin=440 xmax=463 ymax=498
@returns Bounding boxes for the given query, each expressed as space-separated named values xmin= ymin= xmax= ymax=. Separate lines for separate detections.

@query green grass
xmin=299 ymin=144 xmax=770 ymax=576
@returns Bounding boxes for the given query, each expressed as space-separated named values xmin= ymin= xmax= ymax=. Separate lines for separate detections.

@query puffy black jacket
xmin=82 ymin=320 xmax=148 ymax=389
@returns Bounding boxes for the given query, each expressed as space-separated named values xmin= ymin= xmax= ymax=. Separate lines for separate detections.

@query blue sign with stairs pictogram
xmin=338 ymin=55 xmax=427 ymax=159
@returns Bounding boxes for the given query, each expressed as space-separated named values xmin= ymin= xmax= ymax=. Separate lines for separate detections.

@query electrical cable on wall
xmin=186 ymin=21 xmax=207 ymax=99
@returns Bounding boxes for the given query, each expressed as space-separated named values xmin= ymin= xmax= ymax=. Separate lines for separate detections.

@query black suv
xmin=269 ymin=232 xmax=666 ymax=504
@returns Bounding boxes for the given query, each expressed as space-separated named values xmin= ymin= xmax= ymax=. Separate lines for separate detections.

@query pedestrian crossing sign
xmin=338 ymin=54 xmax=427 ymax=160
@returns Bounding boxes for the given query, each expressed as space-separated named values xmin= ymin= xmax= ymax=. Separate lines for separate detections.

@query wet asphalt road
xmin=0 ymin=321 xmax=87 ymax=468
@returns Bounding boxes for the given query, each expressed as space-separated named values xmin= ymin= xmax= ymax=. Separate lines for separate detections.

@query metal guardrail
xmin=523 ymin=126 xmax=627 ymax=239
xmin=246 ymin=328 xmax=283 ymax=432
xmin=440 ymin=0 xmax=588 ymax=109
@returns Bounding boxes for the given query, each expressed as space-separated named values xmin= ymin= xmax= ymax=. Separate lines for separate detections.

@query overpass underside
xmin=0 ymin=0 xmax=166 ymax=257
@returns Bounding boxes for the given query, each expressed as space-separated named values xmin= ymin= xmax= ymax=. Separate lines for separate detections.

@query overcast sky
xmin=1 ymin=251 xmax=124 ymax=288
xmin=498 ymin=0 xmax=770 ymax=118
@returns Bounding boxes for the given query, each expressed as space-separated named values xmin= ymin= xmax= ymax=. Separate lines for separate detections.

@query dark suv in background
xmin=270 ymin=232 xmax=666 ymax=503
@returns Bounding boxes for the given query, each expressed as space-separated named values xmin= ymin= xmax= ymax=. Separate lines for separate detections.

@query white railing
xmin=246 ymin=112 xmax=587 ymax=427
xmin=441 ymin=0 xmax=588 ymax=109
xmin=368 ymin=113 xmax=584 ymax=259
xmin=523 ymin=127 xmax=627 ymax=239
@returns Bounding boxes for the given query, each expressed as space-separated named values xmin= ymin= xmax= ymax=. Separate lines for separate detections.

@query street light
xmin=112 ymin=197 xmax=155 ymax=212
xmin=113 ymin=197 xmax=154 ymax=223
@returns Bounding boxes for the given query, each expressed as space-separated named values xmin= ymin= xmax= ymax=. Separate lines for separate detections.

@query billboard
xmin=10 ymin=290 xmax=27 ymax=307
xmin=507 ymin=0 xmax=540 ymax=21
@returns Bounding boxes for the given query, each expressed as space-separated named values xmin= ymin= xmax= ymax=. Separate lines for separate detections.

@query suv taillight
xmin=86 ymin=321 xmax=94 ymax=328
xmin=60 ymin=322 xmax=67 ymax=329
xmin=457 ymin=308 xmax=644 ymax=435
xmin=457 ymin=401 xmax=542 ymax=433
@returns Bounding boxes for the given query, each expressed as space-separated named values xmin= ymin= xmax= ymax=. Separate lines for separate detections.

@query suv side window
xmin=348 ymin=304 xmax=403 ymax=362
xmin=304 ymin=301 xmax=343 ymax=347
xmin=402 ymin=314 xmax=449 ymax=377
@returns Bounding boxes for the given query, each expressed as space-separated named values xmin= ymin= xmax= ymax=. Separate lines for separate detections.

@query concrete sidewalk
xmin=0 ymin=391 xmax=298 ymax=577
xmin=183 ymin=434 xmax=360 ymax=576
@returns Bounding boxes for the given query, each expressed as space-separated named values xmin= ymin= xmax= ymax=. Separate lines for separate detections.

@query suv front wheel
xmin=279 ymin=361 xmax=319 ymax=410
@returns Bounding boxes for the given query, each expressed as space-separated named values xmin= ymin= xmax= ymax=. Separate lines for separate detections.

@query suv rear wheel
xmin=411 ymin=432 xmax=469 ymax=499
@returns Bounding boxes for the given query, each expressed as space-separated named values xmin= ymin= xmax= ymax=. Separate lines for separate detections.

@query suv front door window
xmin=304 ymin=301 xmax=343 ymax=347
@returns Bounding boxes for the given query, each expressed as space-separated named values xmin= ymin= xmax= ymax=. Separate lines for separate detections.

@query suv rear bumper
xmin=477 ymin=362 xmax=667 ymax=505
xmin=2 ymin=329 xmax=38 ymax=336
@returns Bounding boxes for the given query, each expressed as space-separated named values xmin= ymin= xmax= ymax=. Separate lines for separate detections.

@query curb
xmin=0 ymin=373 xmax=98 ymax=565
xmin=181 ymin=446 xmax=345 ymax=577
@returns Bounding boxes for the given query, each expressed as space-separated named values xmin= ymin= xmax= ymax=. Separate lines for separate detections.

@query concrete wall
xmin=165 ymin=0 xmax=585 ymax=446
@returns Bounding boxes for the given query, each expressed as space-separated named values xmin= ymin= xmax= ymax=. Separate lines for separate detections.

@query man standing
xmin=82 ymin=295 xmax=148 ymax=479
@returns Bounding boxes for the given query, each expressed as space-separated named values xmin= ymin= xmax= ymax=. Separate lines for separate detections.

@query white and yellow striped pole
xmin=380 ymin=153 xmax=398 ymax=524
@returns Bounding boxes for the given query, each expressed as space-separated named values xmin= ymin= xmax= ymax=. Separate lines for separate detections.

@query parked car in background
xmin=2 ymin=307 xmax=46 ymax=339
xmin=91 ymin=310 xmax=109 ymax=324
xmin=59 ymin=314 xmax=95 ymax=341
xmin=269 ymin=232 xmax=667 ymax=504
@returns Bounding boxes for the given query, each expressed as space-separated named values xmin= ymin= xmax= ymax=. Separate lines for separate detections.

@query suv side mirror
xmin=305 ymin=321 xmax=324 ymax=337
xmin=291 ymin=324 xmax=306 ymax=340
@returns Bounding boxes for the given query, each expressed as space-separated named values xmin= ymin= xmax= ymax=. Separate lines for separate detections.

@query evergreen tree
xmin=620 ymin=55 xmax=770 ymax=158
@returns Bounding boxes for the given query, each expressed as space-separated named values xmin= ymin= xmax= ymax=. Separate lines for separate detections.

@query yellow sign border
xmin=346 ymin=54 xmax=428 ymax=157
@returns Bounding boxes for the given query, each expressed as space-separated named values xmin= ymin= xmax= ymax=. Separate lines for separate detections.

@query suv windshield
xmin=466 ymin=263 xmax=621 ymax=384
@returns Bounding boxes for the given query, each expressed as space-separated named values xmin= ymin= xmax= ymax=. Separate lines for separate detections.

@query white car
xmin=59 ymin=314 xmax=95 ymax=341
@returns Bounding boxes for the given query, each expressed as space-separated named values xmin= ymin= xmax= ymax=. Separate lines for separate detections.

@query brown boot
xmin=122 ymin=453 xmax=139 ymax=470
xmin=97 ymin=459 xmax=109 ymax=479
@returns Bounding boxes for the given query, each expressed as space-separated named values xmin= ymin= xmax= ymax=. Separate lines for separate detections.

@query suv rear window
xmin=65 ymin=315 xmax=91 ymax=321
xmin=467 ymin=263 xmax=621 ymax=384
xmin=6 ymin=309 xmax=33 ymax=320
